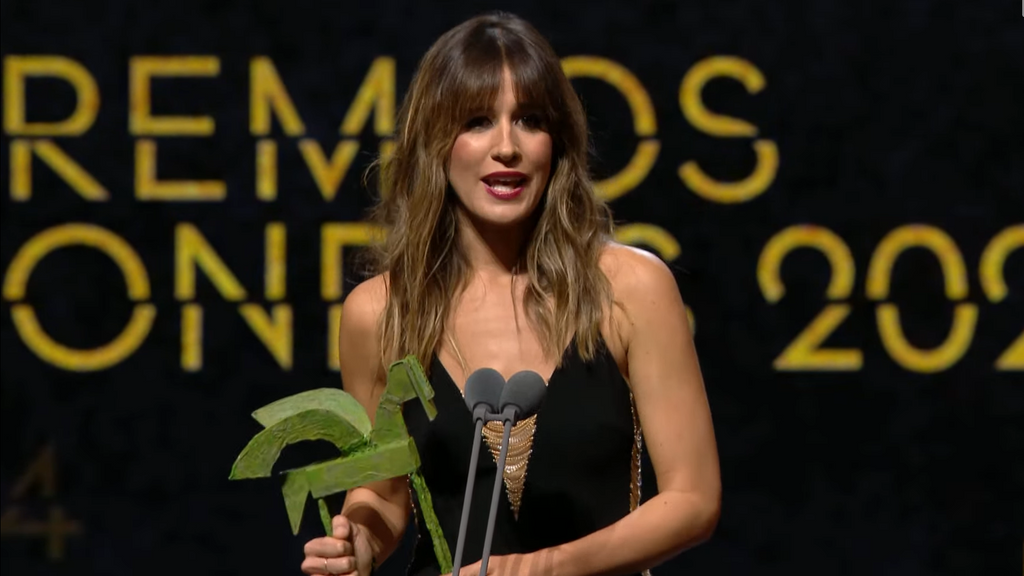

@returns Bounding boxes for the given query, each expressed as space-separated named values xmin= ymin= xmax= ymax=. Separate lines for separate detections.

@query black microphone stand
xmin=450 ymin=404 xmax=489 ymax=576
xmin=478 ymin=405 xmax=517 ymax=575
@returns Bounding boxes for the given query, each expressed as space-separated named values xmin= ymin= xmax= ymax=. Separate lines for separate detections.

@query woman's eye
xmin=518 ymin=114 xmax=544 ymax=129
xmin=465 ymin=116 xmax=491 ymax=129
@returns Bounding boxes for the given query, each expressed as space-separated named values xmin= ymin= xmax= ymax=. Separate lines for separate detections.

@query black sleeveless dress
xmin=401 ymin=339 xmax=642 ymax=576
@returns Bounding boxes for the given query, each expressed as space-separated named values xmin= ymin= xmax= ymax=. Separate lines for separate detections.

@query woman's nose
xmin=491 ymin=120 xmax=520 ymax=163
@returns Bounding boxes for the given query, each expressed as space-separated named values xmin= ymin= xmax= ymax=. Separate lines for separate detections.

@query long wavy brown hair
xmin=366 ymin=12 xmax=614 ymax=372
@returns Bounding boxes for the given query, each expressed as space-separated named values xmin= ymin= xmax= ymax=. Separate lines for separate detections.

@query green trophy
xmin=229 ymin=355 xmax=452 ymax=573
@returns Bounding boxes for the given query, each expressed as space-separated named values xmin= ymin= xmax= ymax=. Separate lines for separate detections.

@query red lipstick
xmin=481 ymin=171 xmax=527 ymax=200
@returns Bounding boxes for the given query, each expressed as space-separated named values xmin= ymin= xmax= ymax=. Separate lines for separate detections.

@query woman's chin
xmin=461 ymin=201 xmax=537 ymax=228
xmin=474 ymin=213 xmax=530 ymax=228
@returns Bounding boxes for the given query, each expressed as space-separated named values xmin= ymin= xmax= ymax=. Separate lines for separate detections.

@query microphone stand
xmin=451 ymin=405 xmax=489 ymax=576
xmin=479 ymin=405 xmax=517 ymax=576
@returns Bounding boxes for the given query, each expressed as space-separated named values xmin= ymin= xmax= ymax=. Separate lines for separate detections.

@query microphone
xmin=478 ymin=370 xmax=547 ymax=576
xmin=451 ymin=368 xmax=506 ymax=576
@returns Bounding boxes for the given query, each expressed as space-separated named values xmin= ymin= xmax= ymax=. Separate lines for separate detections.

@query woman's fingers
xmin=300 ymin=515 xmax=365 ymax=575
xmin=300 ymin=554 xmax=356 ymax=575
xmin=303 ymin=536 xmax=353 ymax=558
xmin=332 ymin=514 xmax=352 ymax=539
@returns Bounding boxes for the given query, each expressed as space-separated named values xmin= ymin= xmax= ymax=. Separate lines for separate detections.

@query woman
xmin=302 ymin=11 xmax=720 ymax=576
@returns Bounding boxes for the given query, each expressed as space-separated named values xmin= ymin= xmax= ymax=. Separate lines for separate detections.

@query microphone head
xmin=499 ymin=370 xmax=547 ymax=420
xmin=464 ymin=367 xmax=505 ymax=413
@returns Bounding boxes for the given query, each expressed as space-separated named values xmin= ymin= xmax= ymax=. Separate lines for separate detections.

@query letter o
xmin=3 ymin=224 xmax=155 ymax=371
xmin=562 ymin=56 xmax=659 ymax=201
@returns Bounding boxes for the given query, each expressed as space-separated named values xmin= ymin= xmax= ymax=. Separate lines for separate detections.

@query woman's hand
xmin=301 ymin=515 xmax=376 ymax=575
xmin=445 ymin=551 xmax=556 ymax=576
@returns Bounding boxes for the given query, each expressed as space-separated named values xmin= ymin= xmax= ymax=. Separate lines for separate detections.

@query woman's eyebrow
xmin=512 ymin=102 xmax=543 ymax=115
xmin=462 ymin=105 xmax=493 ymax=118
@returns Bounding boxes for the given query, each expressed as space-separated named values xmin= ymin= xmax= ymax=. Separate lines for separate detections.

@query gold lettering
xmin=174 ymin=223 xmax=247 ymax=301
xmin=980 ymin=225 xmax=1024 ymax=303
xmin=129 ymin=56 xmax=219 ymax=136
xmin=321 ymin=223 xmax=384 ymax=300
xmin=135 ymin=139 xmax=226 ymax=200
xmin=758 ymin=225 xmax=860 ymax=370
xmin=980 ymin=225 xmax=1024 ymax=370
xmin=256 ymin=139 xmax=278 ymax=200
xmin=328 ymin=303 xmax=343 ymax=371
xmin=2 ymin=224 xmax=155 ymax=371
xmin=0 ymin=506 xmax=83 ymax=562
xmin=759 ymin=225 xmax=855 ymax=302
xmin=10 ymin=139 xmax=32 ymax=200
xmin=181 ymin=304 xmax=203 ymax=371
xmin=679 ymin=56 xmax=778 ymax=203
xmin=11 ymin=445 xmax=57 ymax=499
xmin=299 ymin=140 xmax=360 ymax=201
xmin=613 ymin=223 xmax=681 ymax=261
xmin=175 ymin=225 xmax=293 ymax=369
xmin=340 ymin=57 xmax=395 ymax=137
xmin=28 ymin=140 xmax=109 ymax=201
xmin=4 ymin=56 xmax=98 ymax=136
xmin=867 ymin=225 xmax=976 ymax=373
xmin=265 ymin=223 xmax=286 ymax=300
xmin=2 ymin=446 xmax=82 ymax=561
xmin=250 ymin=57 xmax=306 ymax=136
xmin=562 ymin=56 xmax=659 ymax=201
xmin=10 ymin=139 xmax=109 ymax=201
xmin=239 ymin=304 xmax=293 ymax=369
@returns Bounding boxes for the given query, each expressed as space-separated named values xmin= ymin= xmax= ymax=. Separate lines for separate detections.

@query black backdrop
xmin=1 ymin=0 xmax=1021 ymax=574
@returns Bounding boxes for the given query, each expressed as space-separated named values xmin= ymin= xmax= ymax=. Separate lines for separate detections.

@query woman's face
xmin=447 ymin=68 xmax=553 ymax=229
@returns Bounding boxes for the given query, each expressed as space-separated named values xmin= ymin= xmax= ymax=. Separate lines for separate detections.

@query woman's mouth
xmin=482 ymin=176 xmax=527 ymax=200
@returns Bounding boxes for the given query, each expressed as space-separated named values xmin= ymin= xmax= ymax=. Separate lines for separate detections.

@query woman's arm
xmin=539 ymin=247 xmax=721 ymax=576
xmin=334 ymin=276 xmax=412 ymax=564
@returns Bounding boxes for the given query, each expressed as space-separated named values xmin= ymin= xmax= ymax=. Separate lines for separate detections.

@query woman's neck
xmin=456 ymin=211 xmax=531 ymax=278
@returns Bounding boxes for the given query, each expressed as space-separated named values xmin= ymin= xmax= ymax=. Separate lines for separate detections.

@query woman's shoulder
xmin=340 ymin=273 xmax=389 ymax=339
xmin=597 ymin=241 xmax=685 ymax=358
xmin=336 ymin=273 xmax=391 ymax=385
xmin=598 ymin=241 xmax=679 ymax=299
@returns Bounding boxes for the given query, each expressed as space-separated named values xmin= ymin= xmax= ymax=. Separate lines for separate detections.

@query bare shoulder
xmin=599 ymin=241 xmax=680 ymax=300
xmin=338 ymin=273 xmax=390 ymax=404
xmin=598 ymin=242 xmax=688 ymax=360
xmin=341 ymin=273 xmax=389 ymax=337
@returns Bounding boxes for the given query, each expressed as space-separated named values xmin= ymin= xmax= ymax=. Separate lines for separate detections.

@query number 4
xmin=0 ymin=444 xmax=82 ymax=561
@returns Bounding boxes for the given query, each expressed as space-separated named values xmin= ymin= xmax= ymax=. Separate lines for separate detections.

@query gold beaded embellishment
xmin=630 ymin=393 xmax=643 ymax=511
xmin=482 ymin=414 xmax=537 ymax=519
xmin=630 ymin=393 xmax=652 ymax=576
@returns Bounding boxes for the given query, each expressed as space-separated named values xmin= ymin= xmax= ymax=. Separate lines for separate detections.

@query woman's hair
xmin=366 ymin=11 xmax=614 ymax=371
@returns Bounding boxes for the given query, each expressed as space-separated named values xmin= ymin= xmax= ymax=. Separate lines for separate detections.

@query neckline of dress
xmin=431 ymin=334 xmax=578 ymax=402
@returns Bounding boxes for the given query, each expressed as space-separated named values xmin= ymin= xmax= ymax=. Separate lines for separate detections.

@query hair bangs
xmin=505 ymin=50 xmax=566 ymax=135
xmin=433 ymin=33 xmax=506 ymax=143
xmin=433 ymin=25 xmax=568 ymax=147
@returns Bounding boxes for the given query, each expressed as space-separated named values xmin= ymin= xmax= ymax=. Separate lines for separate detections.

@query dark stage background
xmin=1 ymin=0 xmax=1021 ymax=574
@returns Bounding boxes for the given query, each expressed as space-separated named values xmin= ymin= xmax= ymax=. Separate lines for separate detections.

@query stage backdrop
xmin=1 ymin=0 xmax=1021 ymax=574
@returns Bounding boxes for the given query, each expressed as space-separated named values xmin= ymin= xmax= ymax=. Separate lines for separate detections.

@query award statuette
xmin=229 ymin=356 xmax=452 ymax=573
